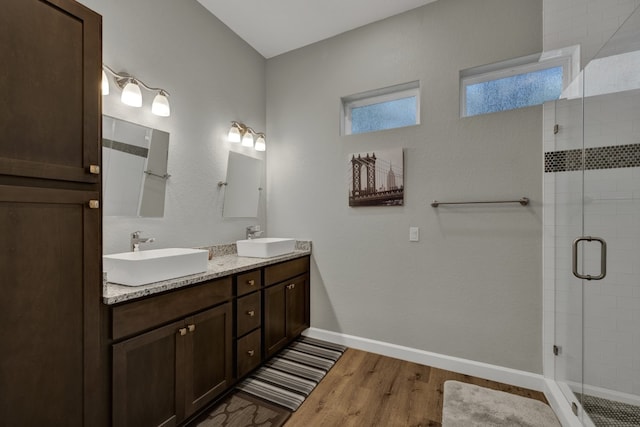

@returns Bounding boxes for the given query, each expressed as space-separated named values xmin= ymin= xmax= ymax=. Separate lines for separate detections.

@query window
xmin=342 ymin=81 xmax=420 ymax=135
xmin=460 ymin=52 xmax=572 ymax=117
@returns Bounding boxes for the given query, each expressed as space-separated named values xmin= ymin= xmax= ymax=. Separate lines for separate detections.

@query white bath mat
xmin=442 ymin=380 xmax=561 ymax=427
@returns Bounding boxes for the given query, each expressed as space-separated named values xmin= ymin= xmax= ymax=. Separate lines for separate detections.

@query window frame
xmin=460 ymin=52 xmax=573 ymax=118
xmin=342 ymin=81 xmax=420 ymax=135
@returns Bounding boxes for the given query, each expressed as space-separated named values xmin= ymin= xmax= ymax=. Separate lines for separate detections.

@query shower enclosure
xmin=545 ymin=5 xmax=640 ymax=426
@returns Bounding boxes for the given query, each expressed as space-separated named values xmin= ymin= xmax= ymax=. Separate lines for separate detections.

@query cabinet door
xmin=286 ymin=274 xmax=310 ymax=339
xmin=264 ymin=274 xmax=311 ymax=359
xmin=0 ymin=0 xmax=101 ymax=184
xmin=0 ymin=186 xmax=101 ymax=426
xmin=183 ymin=303 xmax=233 ymax=418
xmin=264 ymin=282 xmax=288 ymax=358
xmin=113 ymin=321 xmax=182 ymax=427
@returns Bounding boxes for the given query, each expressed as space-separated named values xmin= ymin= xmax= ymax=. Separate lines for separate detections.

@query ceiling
xmin=196 ymin=0 xmax=438 ymax=59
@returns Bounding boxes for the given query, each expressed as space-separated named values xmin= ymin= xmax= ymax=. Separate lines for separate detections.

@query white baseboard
xmin=303 ymin=327 xmax=545 ymax=392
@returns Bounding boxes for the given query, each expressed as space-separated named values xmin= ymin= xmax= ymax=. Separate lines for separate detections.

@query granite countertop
xmin=103 ymin=241 xmax=311 ymax=305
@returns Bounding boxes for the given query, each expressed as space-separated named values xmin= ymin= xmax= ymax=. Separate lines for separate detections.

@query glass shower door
xmin=552 ymin=5 xmax=640 ymax=425
xmin=578 ymin=8 xmax=640 ymax=424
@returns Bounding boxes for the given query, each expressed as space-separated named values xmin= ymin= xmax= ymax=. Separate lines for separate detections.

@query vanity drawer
xmin=237 ymin=329 xmax=261 ymax=378
xmin=236 ymin=270 xmax=261 ymax=297
xmin=237 ymin=292 xmax=261 ymax=337
xmin=264 ymin=256 xmax=309 ymax=287
xmin=111 ymin=277 xmax=232 ymax=340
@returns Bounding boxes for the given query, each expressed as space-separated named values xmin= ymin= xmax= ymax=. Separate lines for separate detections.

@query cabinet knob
xmin=88 ymin=200 xmax=100 ymax=209
xmin=247 ymin=350 xmax=255 ymax=357
xmin=188 ymin=324 xmax=196 ymax=333
xmin=247 ymin=279 xmax=255 ymax=286
xmin=246 ymin=310 xmax=255 ymax=317
xmin=287 ymin=283 xmax=296 ymax=290
xmin=178 ymin=328 xmax=187 ymax=336
xmin=89 ymin=164 xmax=100 ymax=175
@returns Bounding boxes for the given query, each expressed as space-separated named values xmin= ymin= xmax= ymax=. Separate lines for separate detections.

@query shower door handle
xmin=572 ymin=236 xmax=607 ymax=280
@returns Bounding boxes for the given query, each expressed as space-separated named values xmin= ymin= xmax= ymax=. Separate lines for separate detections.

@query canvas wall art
xmin=348 ymin=148 xmax=404 ymax=207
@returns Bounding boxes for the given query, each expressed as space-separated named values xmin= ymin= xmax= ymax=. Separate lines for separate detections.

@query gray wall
xmin=544 ymin=0 xmax=640 ymax=67
xmin=266 ymin=0 xmax=544 ymax=372
xmin=78 ymin=0 xmax=267 ymax=254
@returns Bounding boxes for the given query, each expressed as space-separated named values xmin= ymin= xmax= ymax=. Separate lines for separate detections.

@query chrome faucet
xmin=131 ymin=231 xmax=155 ymax=252
xmin=246 ymin=225 xmax=264 ymax=240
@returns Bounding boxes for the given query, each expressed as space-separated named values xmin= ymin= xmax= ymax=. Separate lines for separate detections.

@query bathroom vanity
xmin=103 ymin=246 xmax=311 ymax=426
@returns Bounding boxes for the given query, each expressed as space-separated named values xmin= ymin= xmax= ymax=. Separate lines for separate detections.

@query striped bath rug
xmin=236 ymin=336 xmax=346 ymax=411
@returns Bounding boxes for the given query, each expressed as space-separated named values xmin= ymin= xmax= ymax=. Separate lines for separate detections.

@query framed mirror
xmin=102 ymin=116 xmax=170 ymax=217
xmin=222 ymin=151 xmax=262 ymax=218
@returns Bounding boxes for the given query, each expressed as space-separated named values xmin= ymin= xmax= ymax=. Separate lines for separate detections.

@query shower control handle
xmin=572 ymin=236 xmax=607 ymax=280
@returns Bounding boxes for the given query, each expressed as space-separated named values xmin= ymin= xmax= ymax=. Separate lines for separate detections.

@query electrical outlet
xmin=409 ymin=227 xmax=419 ymax=242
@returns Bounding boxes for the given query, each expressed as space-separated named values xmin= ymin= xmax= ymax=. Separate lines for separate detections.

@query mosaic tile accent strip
xmin=545 ymin=143 xmax=640 ymax=173
xmin=575 ymin=393 xmax=640 ymax=427
xmin=103 ymin=138 xmax=149 ymax=158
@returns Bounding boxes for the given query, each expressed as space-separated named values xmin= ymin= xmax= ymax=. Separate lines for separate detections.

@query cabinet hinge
xmin=553 ymin=345 xmax=561 ymax=356
xmin=553 ymin=124 xmax=559 ymax=134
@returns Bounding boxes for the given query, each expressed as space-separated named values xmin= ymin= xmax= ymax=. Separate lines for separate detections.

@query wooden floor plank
xmin=285 ymin=348 xmax=548 ymax=426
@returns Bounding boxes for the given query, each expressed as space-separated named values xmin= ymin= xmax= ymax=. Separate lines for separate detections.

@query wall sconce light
xmin=241 ymin=128 xmax=254 ymax=147
xmin=227 ymin=121 xmax=266 ymax=151
xmin=228 ymin=121 xmax=246 ymax=143
xmin=102 ymin=64 xmax=171 ymax=117
xmin=254 ymin=133 xmax=266 ymax=151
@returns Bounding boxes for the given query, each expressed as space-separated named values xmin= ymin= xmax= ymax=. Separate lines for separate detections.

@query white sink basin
xmin=236 ymin=238 xmax=296 ymax=258
xmin=103 ymin=248 xmax=209 ymax=286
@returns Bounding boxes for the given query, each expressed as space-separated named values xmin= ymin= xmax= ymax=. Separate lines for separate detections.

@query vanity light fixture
xmin=102 ymin=64 xmax=171 ymax=117
xmin=228 ymin=121 xmax=246 ymax=143
xmin=254 ymin=133 xmax=266 ymax=151
xmin=227 ymin=121 xmax=266 ymax=151
xmin=120 ymin=78 xmax=142 ymax=107
xmin=101 ymin=70 xmax=109 ymax=95
xmin=151 ymin=90 xmax=171 ymax=117
xmin=241 ymin=128 xmax=255 ymax=147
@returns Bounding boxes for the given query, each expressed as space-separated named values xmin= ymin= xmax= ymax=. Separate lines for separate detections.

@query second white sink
xmin=236 ymin=238 xmax=296 ymax=258
xmin=103 ymin=248 xmax=209 ymax=286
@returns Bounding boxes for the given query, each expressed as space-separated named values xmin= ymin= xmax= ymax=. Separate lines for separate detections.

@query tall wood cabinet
xmin=0 ymin=0 xmax=103 ymax=425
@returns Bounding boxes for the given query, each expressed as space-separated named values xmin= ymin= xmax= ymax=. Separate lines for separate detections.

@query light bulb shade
xmin=152 ymin=92 xmax=170 ymax=117
xmin=241 ymin=131 xmax=254 ymax=147
xmin=102 ymin=70 xmax=109 ymax=95
xmin=228 ymin=125 xmax=241 ymax=143
xmin=121 ymin=80 xmax=142 ymax=107
xmin=254 ymin=135 xmax=266 ymax=151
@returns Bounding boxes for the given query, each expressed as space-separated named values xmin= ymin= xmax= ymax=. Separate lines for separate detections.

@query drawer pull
xmin=188 ymin=324 xmax=196 ymax=333
xmin=88 ymin=200 xmax=100 ymax=209
xmin=287 ymin=283 xmax=296 ymax=290
xmin=89 ymin=164 xmax=100 ymax=175
xmin=247 ymin=350 xmax=255 ymax=357
xmin=178 ymin=328 xmax=187 ymax=336
xmin=246 ymin=310 xmax=255 ymax=317
xmin=247 ymin=279 xmax=255 ymax=286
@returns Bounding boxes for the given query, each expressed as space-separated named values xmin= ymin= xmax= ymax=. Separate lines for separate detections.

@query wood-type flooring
xmin=284 ymin=348 xmax=548 ymax=427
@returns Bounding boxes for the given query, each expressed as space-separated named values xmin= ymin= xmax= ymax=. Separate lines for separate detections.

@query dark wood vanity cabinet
xmin=111 ymin=278 xmax=233 ymax=427
xmin=0 ymin=0 xmax=103 ymax=425
xmin=264 ymin=258 xmax=311 ymax=359
xmin=113 ymin=303 xmax=232 ymax=427
xmin=109 ymin=256 xmax=310 ymax=427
